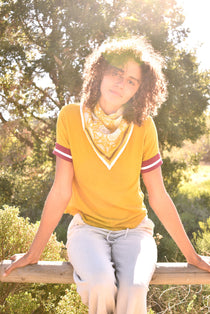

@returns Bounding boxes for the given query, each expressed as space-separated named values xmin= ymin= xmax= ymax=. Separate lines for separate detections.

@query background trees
xmin=1 ymin=0 xmax=209 ymax=145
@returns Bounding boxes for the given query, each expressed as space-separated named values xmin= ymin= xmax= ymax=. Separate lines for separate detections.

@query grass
xmin=180 ymin=164 xmax=210 ymax=197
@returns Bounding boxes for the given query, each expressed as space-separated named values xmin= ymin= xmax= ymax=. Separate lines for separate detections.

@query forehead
xmin=107 ymin=59 xmax=141 ymax=82
xmin=104 ymin=52 xmax=141 ymax=77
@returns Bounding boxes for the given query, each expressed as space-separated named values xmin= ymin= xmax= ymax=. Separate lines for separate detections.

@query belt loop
xmin=124 ymin=228 xmax=129 ymax=239
xmin=107 ymin=230 xmax=116 ymax=243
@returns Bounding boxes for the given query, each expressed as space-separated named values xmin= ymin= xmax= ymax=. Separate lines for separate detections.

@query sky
xmin=176 ymin=0 xmax=210 ymax=70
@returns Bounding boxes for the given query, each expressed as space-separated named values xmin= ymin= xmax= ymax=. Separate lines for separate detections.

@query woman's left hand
xmin=187 ymin=255 xmax=210 ymax=272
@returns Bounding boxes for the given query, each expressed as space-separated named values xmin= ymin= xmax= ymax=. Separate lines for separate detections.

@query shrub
xmin=193 ymin=217 xmax=210 ymax=256
xmin=0 ymin=205 xmax=64 ymax=261
xmin=0 ymin=205 xmax=85 ymax=313
xmin=54 ymin=285 xmax=88 ymax=313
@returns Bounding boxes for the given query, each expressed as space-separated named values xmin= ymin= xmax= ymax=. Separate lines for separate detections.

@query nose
xmin=115 ymin=76 xmax=126 ymax=89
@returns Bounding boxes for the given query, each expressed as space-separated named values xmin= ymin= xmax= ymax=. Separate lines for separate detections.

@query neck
xmin=98 ymin=100 xmax=123 ymax=115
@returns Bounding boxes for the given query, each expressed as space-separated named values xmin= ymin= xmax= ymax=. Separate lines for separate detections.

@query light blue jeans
xmin=66 ymin=214 xmax=157 ymax=314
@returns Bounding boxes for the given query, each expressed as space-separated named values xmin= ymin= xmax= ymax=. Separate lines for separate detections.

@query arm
xmin=3 ymin=156 xmax=74 ymax=276
xmin=142 ymin=167 xmax=210 ymax=272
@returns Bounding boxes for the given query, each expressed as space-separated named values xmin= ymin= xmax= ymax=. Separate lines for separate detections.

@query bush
xmin=54 ymin=285 xmax=88 ymax=313
xmin=0 ymin=205 xmax=64 ymax=261
xmin=193 ymin=217 xmax=210 ymax=256
xmin=0 ymin=205 xmax=85 ymax=313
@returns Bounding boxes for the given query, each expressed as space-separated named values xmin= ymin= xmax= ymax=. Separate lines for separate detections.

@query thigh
xmin=67 ymin=224 xmax=116 ymax=282
xmin=112 ymin=229 xmax=157 ymax=288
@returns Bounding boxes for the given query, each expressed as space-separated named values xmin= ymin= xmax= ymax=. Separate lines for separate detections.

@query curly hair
xmin=80 ymin=37 xmax=167 ymax=126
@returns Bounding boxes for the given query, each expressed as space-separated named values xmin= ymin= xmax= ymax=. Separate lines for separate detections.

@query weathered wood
xmin=0 ymin=260 xmax=210 ymax=285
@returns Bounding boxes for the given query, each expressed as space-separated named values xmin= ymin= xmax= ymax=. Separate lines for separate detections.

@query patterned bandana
xmin=81 ymin=103 xmax=133 ymax=169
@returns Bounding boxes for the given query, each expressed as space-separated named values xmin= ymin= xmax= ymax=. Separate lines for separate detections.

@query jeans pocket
xmin=66 ymin=213 xmax=85 ymax=247
xmin=136 ymin=216 xmax=155 ymax=236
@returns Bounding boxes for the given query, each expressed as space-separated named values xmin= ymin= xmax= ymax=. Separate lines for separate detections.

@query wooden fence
xmin=1 ymin=260 xmax=210 ymax=285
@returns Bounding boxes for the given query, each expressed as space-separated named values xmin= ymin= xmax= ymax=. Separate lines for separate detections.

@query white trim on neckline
xmin=80 ymin=104 xmax=134 ymax=170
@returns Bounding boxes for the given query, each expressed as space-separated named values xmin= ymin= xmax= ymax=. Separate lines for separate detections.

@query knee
xmin=78 ymin=272 xmax=116 ymax=306
xmin=89 ymin=272 xmax=116 ymax=295
xmin=128 ymin=283 xmax=147 ymax=298
xmin=87 ymin=275 xmax=116 ymax=313
xmin=116 ymin=283 xmax=148 ymax=314
xmin=119 ymin=282 xmax=148 ymax=300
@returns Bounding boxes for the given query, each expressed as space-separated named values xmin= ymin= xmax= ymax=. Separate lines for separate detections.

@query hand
xmin=188 ymin=255 xmax=210 ymax=272
xmin=3 ymin=253 xmax=38 ymax=277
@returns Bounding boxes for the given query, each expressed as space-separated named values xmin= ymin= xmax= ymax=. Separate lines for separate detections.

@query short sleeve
xmin=141 ymin=117 xmax=162 ymax=173
xmin=53 ymin=107 xmax=72 ymax=162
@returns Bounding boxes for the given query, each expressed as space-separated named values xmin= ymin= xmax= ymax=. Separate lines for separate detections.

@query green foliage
xmin=0 ymin=205 xmax=86 ymax=313
xmin=54 ymin=285 xmax=88 ymax=314
xmin=0 ymin=118 xmax=55 ymax=220
xmin=193 ymin=217 xmax=210 ymax=256
xmin=174 ymin=190 xmax=209 ymax=232
xmin=0 ymin=291 xmax=39 ymax=314
xmin=161 ymin=157 xmax=187 ymax=197
xmin=0 ymin=205 xmax=64 ymax=261
xmin=156 ymin=54 xmax=209 ymax=151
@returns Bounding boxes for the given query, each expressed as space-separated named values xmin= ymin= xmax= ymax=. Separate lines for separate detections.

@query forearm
xmin=27 ymin=186 xmax=71 ymax=261
xmin=149 ymin=192 xmax=197 ymax=263
xmin=3 ymin=158 xmax=74 ymax=277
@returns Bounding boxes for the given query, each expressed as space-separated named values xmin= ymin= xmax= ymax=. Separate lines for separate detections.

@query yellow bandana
xmin=81 ymin=103 xmax=133 ymax=169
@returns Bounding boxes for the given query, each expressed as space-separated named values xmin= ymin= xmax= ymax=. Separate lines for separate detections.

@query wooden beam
xmin=0 ymin=260 xmax=210 ymax=285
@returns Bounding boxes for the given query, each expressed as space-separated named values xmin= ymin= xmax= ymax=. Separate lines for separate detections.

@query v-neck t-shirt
xmin=53 ymin=103 xmax=162 ymax=230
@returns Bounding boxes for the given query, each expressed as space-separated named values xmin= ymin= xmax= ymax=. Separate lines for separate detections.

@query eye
xmin=128 ymin=80 xmax=135 ymax=86
xmin=112 ymin=69 xmax=121 ymax=77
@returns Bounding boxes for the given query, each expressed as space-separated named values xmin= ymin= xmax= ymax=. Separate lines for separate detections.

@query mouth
xmin=109 ymin=89 xmax=122 ymax=97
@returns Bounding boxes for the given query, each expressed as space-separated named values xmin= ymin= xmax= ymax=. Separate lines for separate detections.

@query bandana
xmin=81 ymin=103 xmax=133 ymax=169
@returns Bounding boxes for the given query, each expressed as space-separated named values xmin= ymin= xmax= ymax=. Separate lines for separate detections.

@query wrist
xmin=27 ymin=250 xmax=41 ymax=263
xmin=186 ymin=252 xmax=200 ymax=265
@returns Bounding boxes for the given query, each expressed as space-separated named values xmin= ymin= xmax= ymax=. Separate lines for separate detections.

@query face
xmin=99 ymin=59 xmax=141 ymax=114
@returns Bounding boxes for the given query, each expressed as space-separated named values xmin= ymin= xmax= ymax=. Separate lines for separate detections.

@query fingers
xmin=3 ymin=260 xmax=21 ymax=277
xmin=10 ymin=253 xmax=25 ymax=261
xmin=191 ymin=255 xmax=210 ymax=273
xmin=3 ymin=254 xmax=28 ymax=277
xmin=3 ymin=263 xmax=15 ymax=277
xmin=187 ymin=255 xmax=210 ymax=273
xmin=199 ymin=256 xmax=210 ymax=272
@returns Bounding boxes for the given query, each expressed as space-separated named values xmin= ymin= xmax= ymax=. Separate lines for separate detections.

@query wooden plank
xmin=151 ymin=262 xmax=210 ymax=285
xmin=0 ymin=261 xmax=74 ymax=284
xmin=0 ymin=260 xmax=210 ymax=285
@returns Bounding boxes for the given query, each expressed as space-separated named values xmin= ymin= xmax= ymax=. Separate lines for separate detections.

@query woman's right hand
xmin=3 ymin=253 xmax=38 ymax=277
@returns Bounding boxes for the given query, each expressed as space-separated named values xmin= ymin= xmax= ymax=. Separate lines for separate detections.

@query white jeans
xmin=66 ymin=214 xmax=157 ymax=314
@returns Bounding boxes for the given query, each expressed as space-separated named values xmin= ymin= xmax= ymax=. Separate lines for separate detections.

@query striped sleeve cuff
xmin=141 ymin=153 xmax=162 ymax=173
xmin=53 ymin=143 xmax=72 ymax=162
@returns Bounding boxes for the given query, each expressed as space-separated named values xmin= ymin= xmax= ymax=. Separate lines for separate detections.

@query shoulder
xmin=59 ymin=103 xmax=80 ymax=116
xmin=142 ymin=116 xmax=155 ymax=128
xmin=58 ymin=104 xmax=81 ymax=124
xmin=134 ymin=116 xmax=155 ymax=133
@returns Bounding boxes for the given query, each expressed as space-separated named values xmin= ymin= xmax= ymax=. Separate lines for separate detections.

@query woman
xmin=4 ymin=37 xmax=210 ymax=314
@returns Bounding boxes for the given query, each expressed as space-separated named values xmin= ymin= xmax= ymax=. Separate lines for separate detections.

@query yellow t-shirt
xmin=53 ymin=104 xmax=162 ymax=230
